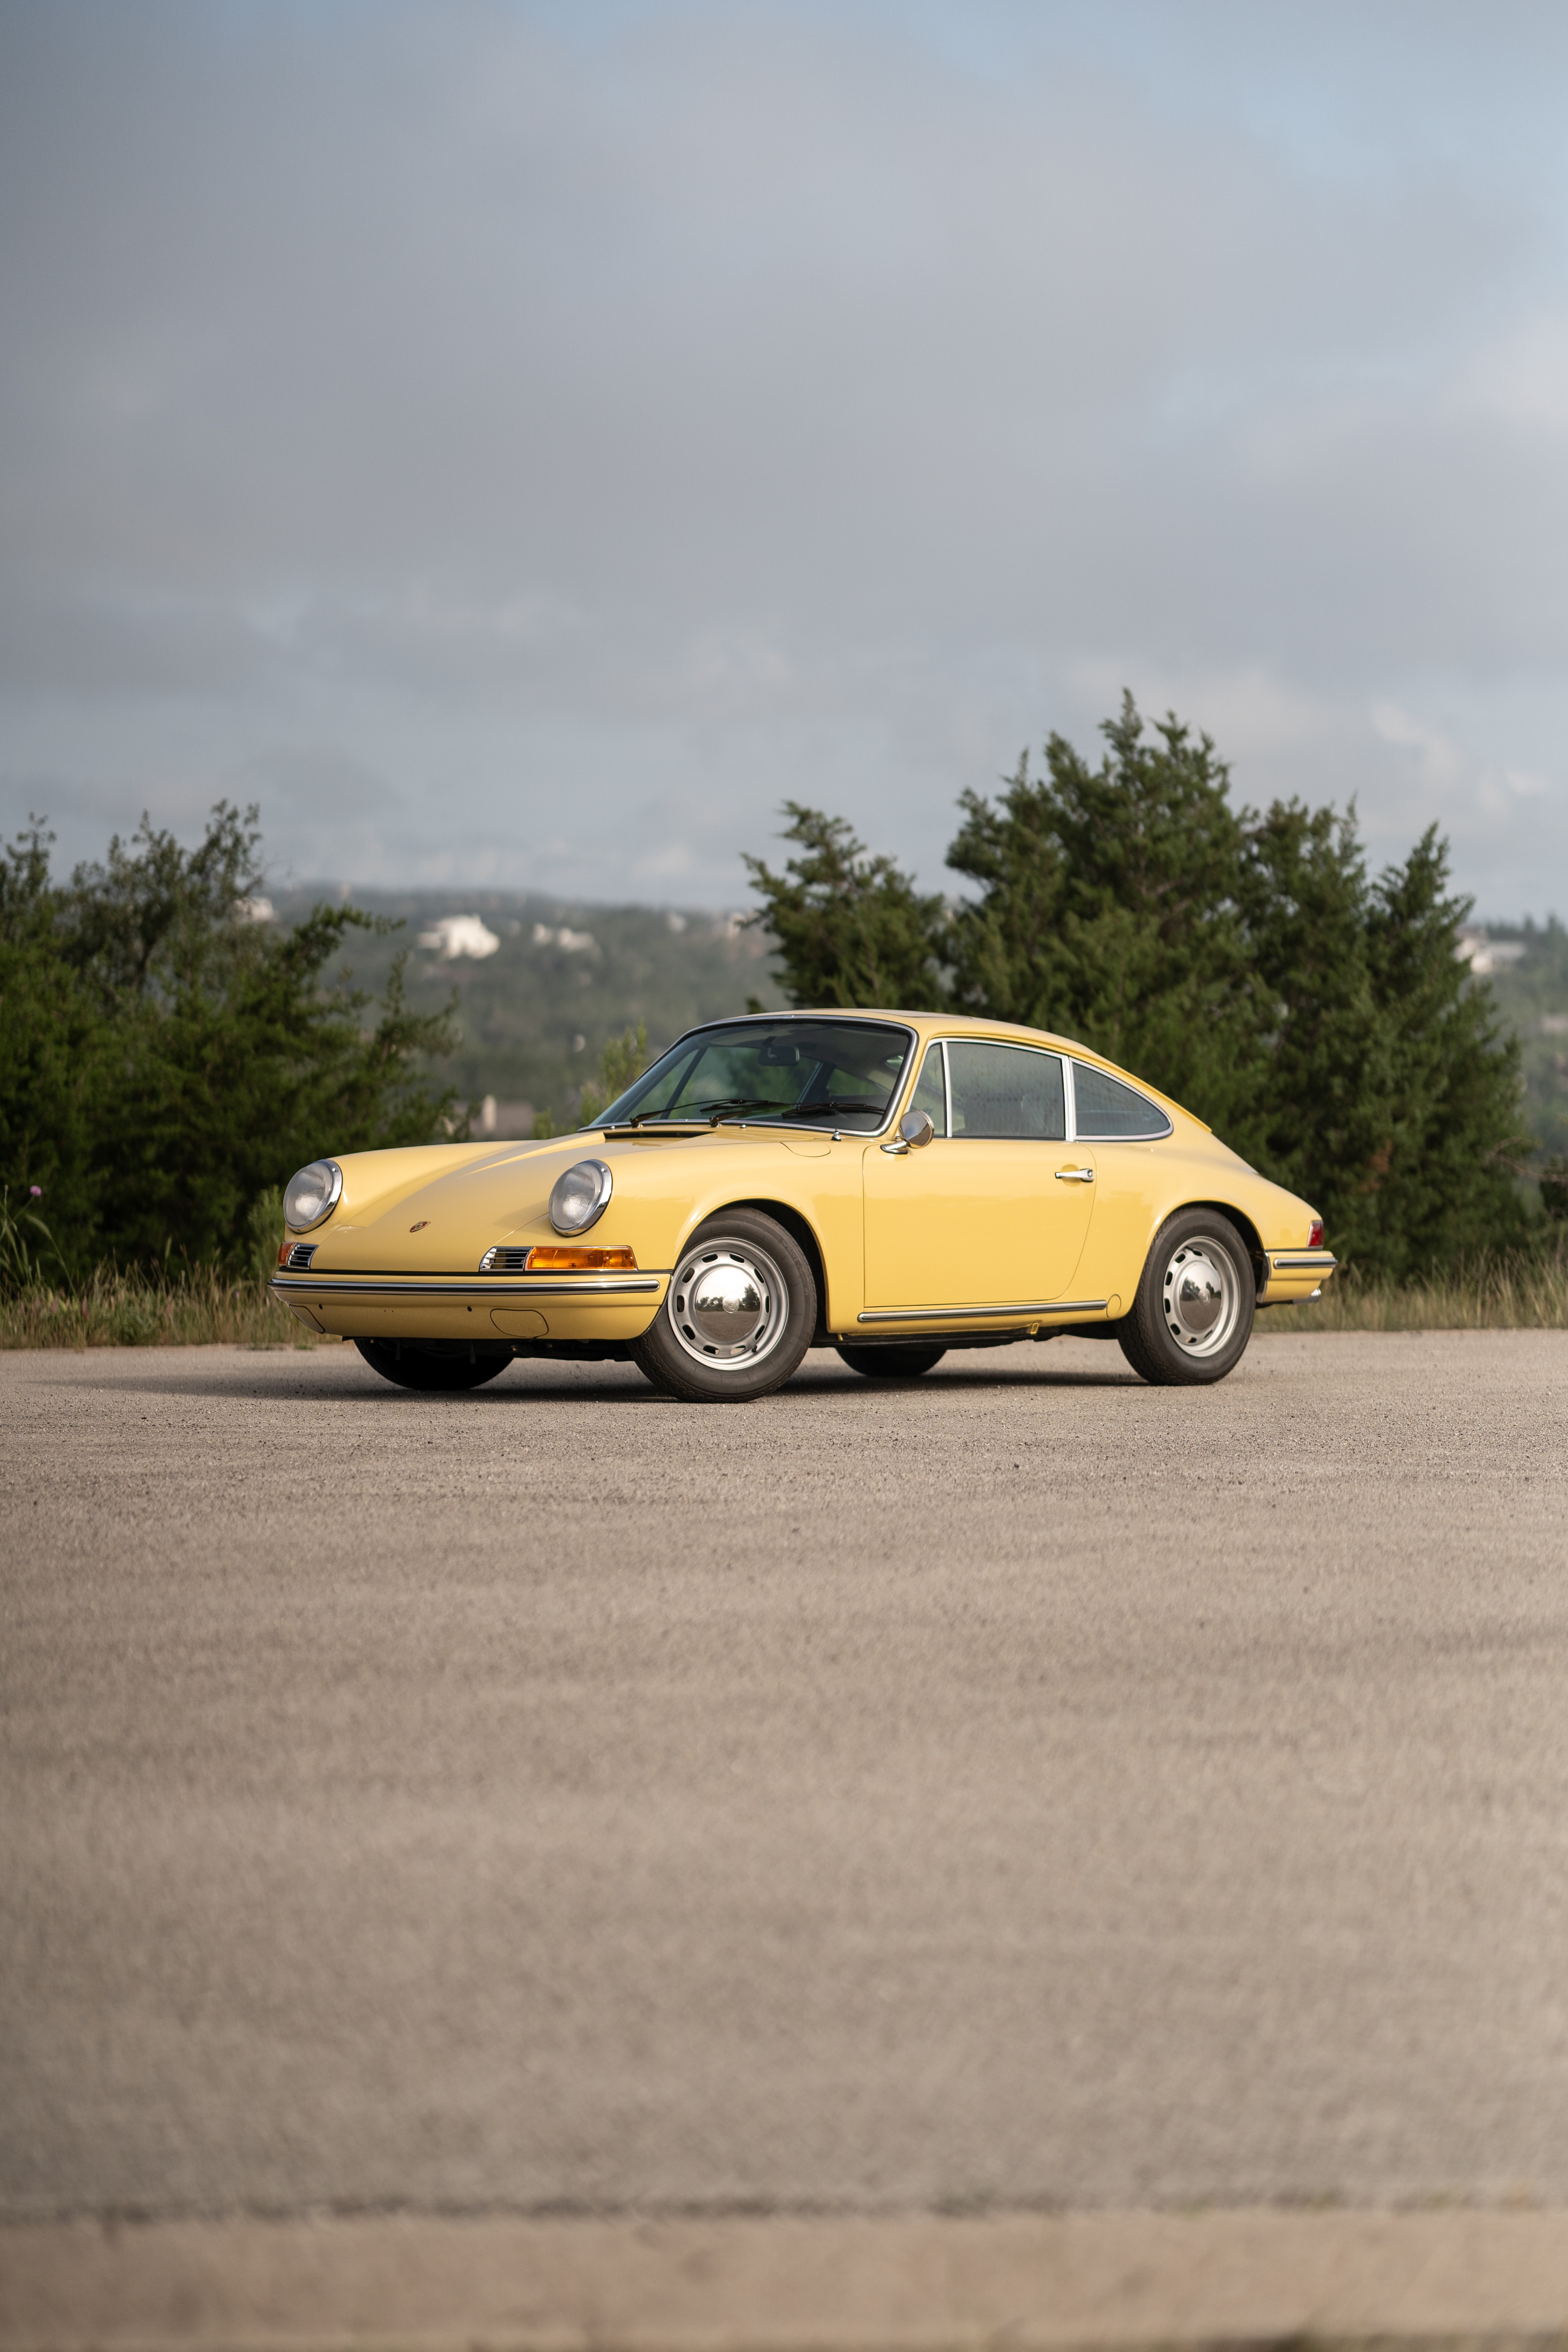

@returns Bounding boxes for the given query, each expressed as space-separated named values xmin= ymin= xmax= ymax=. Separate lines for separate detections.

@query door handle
xmin=1055 ymin=1166 xmax=1094 ymax=1182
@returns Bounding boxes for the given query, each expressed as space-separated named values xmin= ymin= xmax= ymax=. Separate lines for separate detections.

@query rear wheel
xmin=632 ymin=1210 xmax=815 ymax=1401
xmin=1117 ymin=1211 xmax=1255 ymax=1387
xmin=354 ymin=1338 xmax=511 ymax=1392
xmin=835 ymin=1343 xmax=947 ymax=1380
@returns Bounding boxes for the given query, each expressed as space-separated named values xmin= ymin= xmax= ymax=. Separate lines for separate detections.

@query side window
xmin=909 ymin=1043 xmax=947 ymax=1137
xmin=947 ymin=1041 xmax=1066 ymax=1139
xmin=1072 ymin=1062 xmax=1172 ymax=1139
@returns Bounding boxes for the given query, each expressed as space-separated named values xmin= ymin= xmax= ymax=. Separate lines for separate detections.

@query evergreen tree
xmin=577 ymin=1021 xmax=649 ymax=1126
xmin=744 ymin=698 xmax=1531 ymax=1279
xmin=742 ymin=803 xmax=948 ymax=1010
xmin=1355 ymin=828 xmax=1529 ymax=1276
xmin=0 ymin=822 xmax=102 ymax=1249
xmin=1236 ymin=797 xmax=1391 ymax=1230
xmin=947 ymin=696 xmax=1264 ymax=1138
xmin=0 ymin=805 xmax=461 ymax=1271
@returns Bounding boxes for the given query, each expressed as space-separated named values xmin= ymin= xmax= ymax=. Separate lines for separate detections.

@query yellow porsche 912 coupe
xmin=271 ymin=1009 xmax=1335 ymax=1400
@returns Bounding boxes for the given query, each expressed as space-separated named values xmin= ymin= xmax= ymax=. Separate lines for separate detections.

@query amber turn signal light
xmin=525 ymin=1245 xmax=638 ymax=1271
xmin=1307 ymin=1219 xmax=1325 ymax=1249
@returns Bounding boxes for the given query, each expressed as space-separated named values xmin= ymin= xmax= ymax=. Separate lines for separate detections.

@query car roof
xmin=707 ymin=1007 xmax=1199 ymax=1129
xmin=715 ymin=1005 xmax=1090 ymax=1055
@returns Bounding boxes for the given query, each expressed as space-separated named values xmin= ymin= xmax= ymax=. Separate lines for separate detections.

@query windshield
xmin=594 ymin=1018 xmax=914 ymax=1134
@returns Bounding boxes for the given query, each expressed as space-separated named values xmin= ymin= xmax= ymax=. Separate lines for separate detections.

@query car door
xmin=862 ymin=1039 xmax=1097 ymax=1309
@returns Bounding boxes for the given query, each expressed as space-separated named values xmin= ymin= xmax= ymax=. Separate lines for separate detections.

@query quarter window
xmin=947 ymin=1041 xmax=1066 ymax=1139
xmin=1071 ymin=1061 xmax=1172 ymax=1139
xmin=909 ymin=1043 xmax=948 ymax=1137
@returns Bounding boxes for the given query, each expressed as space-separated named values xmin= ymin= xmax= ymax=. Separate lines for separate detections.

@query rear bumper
xmin=1257 ymin=1249 xmax=1338 ymax=1307
xmin=268 ymin=1271 xmax=668 ymax=1343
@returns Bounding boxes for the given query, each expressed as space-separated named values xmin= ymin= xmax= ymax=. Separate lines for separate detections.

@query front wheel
xmin=631 ymin=1210 xmax=815 ymax=1401
xmin=835 ymin=1343 xmax=947 ymax=1380
xmin=354 ymin=1338 xmax=511 ymax=1392
xmin=1116 ymin=1211 xmax=1255 ymax=1387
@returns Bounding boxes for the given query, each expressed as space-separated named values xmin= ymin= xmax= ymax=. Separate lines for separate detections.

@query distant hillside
xmin=1463 ymin=919 xmax=1568 ymax=1161
xmin=269 ymin=887 xmax=784 ymax=1133
xmin=269 ymin=886 xmax=1568 ymax=1158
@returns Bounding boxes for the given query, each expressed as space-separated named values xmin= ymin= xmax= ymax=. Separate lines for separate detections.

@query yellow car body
xmin=271 ymin=1009 xmax=1335 ymax=1393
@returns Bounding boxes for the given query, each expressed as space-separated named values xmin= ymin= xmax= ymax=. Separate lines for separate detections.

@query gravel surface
xmin=2 ymin=1330 xmax=1566 ymax=2218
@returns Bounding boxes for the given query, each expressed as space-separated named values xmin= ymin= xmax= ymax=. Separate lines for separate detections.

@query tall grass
xmin=1257 ymin=1237 xmax=1568 ymax=1334
xmin=0 ymin=1182 xmax=322 ymax=1349
xmin=0 ymin=1266 xmax=314 ymax=1349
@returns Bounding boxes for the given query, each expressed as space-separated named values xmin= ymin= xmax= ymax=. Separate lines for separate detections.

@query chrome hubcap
xmin=668 ymin=1239 xmax=789 ymax=1370
xmin=1162 ymin=1234 xmax=1242 ymax=1357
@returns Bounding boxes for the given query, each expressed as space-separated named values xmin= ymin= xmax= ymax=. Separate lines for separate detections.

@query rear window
xmin=1072 ymin=1062 xmax=1172 ymax=1139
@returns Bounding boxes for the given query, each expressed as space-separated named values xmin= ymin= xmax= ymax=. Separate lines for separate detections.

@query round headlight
xmin=549 ymin=1157 xmax=613 ymax=1235
xmin=283 ymin=1159 xmax=343 ymax=1231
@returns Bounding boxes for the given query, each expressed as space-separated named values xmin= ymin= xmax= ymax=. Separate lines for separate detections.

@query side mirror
xmin=882 ymin=1108 xmax=935 ymax=1155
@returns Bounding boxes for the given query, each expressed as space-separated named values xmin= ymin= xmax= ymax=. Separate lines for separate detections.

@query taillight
xmin=1307 ymin=1218 xmax=1325 ymax=1250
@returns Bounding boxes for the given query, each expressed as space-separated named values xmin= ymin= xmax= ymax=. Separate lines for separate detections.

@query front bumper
xmin=268 ymin=1270 xmax=669 ymax=1343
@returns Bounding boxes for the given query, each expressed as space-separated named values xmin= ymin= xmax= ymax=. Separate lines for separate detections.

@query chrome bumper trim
xmin=858 ymin=1298 xmax=1110 ymax=1326
xmin=1269 ymin=1253 xmax=1338 ymax=1271
xmin=269 ymin=1275 xmax=665 ymax=1300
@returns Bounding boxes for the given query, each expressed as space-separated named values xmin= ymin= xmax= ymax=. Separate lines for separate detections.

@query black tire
xmin=354 ymin=1337 xmax=511 ymax=1392
xmin=631 ymin=1209 xmax=816 ymax=1402
xmin=1116 ymin=1209 xmax=1255 ymax=1387
xmin=835 ymin=1343 xmax=947 ymax=1380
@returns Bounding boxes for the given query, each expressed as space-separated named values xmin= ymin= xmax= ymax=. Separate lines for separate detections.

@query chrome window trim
xmin=600 ymin=1117 xmax=876 ymax=1142
xmin=1067 ymin=1059 xmax=1174 ymax=1143
xmin=589 ymin=1014 xmax=919 ymax=1140
xmin=899 ymin=1039 xmax=950 ymax=1141
xmin=1063 ymin=1056 xmax=1077 ymax=1143
xmin=858 ymin=1297 xmax=1110 ymax=1325
xmin=925 ymin=1038 xmax=1069 ymax=1142
xmin=597 ymin=1121 xmax=710 ymax=1136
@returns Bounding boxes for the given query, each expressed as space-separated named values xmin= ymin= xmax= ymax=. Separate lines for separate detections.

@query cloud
xmin=1 ymin=0 xmax=1566 ymax=911
xmin=1373 ymin=699 xmax=1556 ymax=848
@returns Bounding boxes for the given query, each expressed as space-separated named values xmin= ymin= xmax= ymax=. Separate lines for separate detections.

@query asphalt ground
xmin=2 ymin=1330 xmax=1567 ymax=2227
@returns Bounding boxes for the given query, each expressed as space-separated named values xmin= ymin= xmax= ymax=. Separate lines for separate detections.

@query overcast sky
xmin=4 ymin=0 xmax=1568 ymax=915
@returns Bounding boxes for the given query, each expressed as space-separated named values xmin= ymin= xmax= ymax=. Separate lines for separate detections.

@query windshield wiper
xmin=697 ymin=1097 xmax=783 ymax=1124
xmin=611 ymin=1102 xmax=777 ymax=1129
xmin=794 ymin=1097 xmax=886 ymax=1117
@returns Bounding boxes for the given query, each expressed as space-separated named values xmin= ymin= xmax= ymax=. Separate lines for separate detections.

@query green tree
xmin=0 ymin=804 xmax=462 ymax=1270
xmin=1235 ymin=797 xmax=1391 ymax=1227
xmin=743 ymin=803 xmax=948 ymax=1010
xmin=577 ymin=1020 xmax=649 ymax=1126
xmin=1354 ymin=828 xmax=1529 ymax=1276
xmin=744 ymin=698 xmax=1531 ymax=1279
xmin=0 ymin=822 xmax=104 ymax=1247
xmin=947 ymin=696 xmax=1264 ymax=1138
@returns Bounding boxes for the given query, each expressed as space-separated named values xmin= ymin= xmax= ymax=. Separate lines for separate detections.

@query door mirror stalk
xmin=882 ymin=1109 xmax=936 ymax=1156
